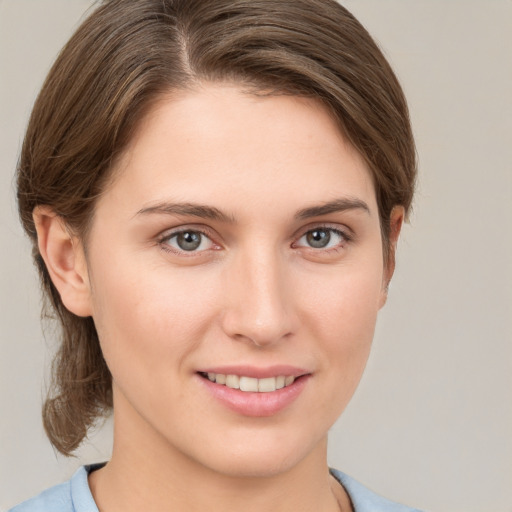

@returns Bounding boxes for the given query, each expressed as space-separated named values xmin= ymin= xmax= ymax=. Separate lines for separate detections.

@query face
xmin=81 ymin=84 xmax=392 ymax=477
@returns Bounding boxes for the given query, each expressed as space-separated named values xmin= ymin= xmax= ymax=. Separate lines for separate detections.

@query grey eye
xmin=161 ymin=228 xmax=217 ymax=255
xmin=175 ymin=231 xmax=203 ymax=251
xmin=295 ymin=227 xmax=347 ymax=251
xmin=306 ymin=229 xmax=331 ymax=248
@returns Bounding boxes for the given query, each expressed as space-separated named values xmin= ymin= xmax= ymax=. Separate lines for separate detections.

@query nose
xmin=221 ymin=247 xmax=296 ymax=347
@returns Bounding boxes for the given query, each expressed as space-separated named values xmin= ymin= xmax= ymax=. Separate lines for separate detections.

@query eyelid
xmin=294 ymin=222 xmax=354 ymax=240
xmin=157 ymin=225 xmax=221 ymax=255
xmin=155 ymin=222 xmax=353 ymax=256
xmin=292 ymin=223 xmax=353 ymax=250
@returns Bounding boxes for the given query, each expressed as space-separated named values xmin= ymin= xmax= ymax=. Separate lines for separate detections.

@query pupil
xmin=307 ymin=229 xmax=330 ymax=248
xmin=177 ymin=231 xmax=201 ymax=251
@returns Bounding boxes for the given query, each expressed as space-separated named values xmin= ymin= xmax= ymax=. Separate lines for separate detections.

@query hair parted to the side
xmin=17 ymin=0 xmax=416 ymax=455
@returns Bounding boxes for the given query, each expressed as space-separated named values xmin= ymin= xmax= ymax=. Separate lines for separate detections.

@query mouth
xmin=198 ymin=372 xmax=298 ymax=393
xmin=197 ymin=369 xmax=310 ymax=416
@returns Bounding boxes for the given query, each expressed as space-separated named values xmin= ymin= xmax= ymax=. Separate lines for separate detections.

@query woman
xmin=11 ymin=0 xmax=419 ymax=510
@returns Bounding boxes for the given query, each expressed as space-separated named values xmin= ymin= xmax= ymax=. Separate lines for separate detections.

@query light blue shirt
xmin=9 ymin=464 xmax=423 ymax=512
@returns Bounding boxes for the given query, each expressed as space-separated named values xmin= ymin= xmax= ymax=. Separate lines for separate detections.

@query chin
xmin=188 ymin=428 xmax=326 ymax=480
xmin=205 ymin=452 xmax=303 ymax=479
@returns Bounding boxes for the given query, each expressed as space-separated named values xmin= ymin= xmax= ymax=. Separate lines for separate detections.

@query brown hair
xmin=17 ymin=0 xmax=416 ymax=455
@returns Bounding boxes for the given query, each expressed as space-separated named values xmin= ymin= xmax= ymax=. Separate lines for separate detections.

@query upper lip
xmin=197 ymin=365 xmax=310 ymax=379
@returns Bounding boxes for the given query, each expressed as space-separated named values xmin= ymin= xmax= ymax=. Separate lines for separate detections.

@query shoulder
xmin=330 ymin=469 xmax=424 ymax=512
xmin=8 ymin=481 xmax=71 ymax=512
xmin=8 ymin=465 xmax=100 ymax=512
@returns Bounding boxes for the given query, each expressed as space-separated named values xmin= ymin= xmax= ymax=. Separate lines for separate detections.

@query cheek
xmin=296 ymin=257 xmax=384 ymax=397
xmin=88 ymin=256 xmax=220 ymax=384
xmin=321 ymin=275 xmax=381 ymax=373
xmin=300 ymin=255 xmax=384 ymax=334
xmin=307 ymin=282 xmax=381 ymax=427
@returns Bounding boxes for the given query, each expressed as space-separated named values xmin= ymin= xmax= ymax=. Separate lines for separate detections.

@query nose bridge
xmin=222 ymin=243 xmax=293 ymax=346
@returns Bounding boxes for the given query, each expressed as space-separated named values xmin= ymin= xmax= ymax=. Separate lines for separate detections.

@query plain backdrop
xmin=1 ymin=1 xmax=511 ymax=511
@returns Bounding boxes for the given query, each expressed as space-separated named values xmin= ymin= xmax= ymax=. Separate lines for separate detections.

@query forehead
xmin=100 ymin=83 xmax=377 ymax=220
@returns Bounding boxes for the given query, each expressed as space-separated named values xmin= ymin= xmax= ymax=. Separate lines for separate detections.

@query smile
xmin=200 ymin=372 xmax=296 ymax=393
xmin=197 ymin=369 xmax=310 ymax=416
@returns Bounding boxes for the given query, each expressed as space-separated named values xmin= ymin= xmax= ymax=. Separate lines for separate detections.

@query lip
xmin=196 ymin=365 xmax=309 ymax=379
xmin=196 ymin=366 xmax=311 ymax=417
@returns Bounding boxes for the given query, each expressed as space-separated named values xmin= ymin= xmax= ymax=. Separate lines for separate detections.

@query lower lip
xmin=197 ymin=374 xmax=310 ymax=417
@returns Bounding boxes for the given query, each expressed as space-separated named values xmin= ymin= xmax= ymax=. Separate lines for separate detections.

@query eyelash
xmin=157 ymin=225 xmax=353 ymax=256
xmin=293 ymin=226 xmax=352 ymax=253
xmin=158 ymin=227 xmax=219 ymax=256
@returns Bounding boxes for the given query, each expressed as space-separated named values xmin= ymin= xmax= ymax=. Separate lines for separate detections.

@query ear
xmin=33 ymin=206 xmax=93 ymax=317
xmin=379 ymin=206 xmax=404 ymax=309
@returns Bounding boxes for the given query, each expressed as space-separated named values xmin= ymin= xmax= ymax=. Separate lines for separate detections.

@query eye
xmin=160 ymin=229 xmax=216 ymax=254
xmin=295 ymin=227 xmax=349 ymax=250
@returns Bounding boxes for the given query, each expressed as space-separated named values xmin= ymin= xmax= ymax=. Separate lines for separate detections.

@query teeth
xmin=225 ymin=375 xmax=239 ymax=389
xmin=239 ymin=376 xmax=258 ymax=392
xmin=204 ymin=373 xmax=297 ymax=392
xmin=258 ymin=377 xmax=277 ymax=392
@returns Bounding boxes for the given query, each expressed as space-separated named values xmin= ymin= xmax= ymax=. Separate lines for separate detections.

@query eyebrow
xmin=136 ymin=197 xmax=370 ymax=222
xmin=136 ymin=202 xmax=235 ymax=223
xmin=294 ymin=197 xmax=370 ymax=220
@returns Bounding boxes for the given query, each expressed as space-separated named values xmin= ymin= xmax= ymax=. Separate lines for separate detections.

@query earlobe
xmin=33 ymin=206 xmax=92 ymax=317
xmin=379 ymin=206 xmax=405 ymax=309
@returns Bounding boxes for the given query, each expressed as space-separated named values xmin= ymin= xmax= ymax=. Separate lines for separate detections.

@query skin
xmin=35 ymin=84 xmax=403 ymax=512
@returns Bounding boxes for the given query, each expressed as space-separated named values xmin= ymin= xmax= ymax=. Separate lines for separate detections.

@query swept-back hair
xmin=17 ymin=0 xmax=416 ymax=455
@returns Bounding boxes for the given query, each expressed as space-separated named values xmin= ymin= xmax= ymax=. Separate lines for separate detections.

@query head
xmin=18 ymin=0 xmax=415 ymax=458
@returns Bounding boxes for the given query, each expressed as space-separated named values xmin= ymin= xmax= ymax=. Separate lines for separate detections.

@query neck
xmin=89 ymin=392 xmax=351 ymax=512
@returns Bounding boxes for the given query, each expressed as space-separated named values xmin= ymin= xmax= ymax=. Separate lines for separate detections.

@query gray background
xmin=1 ymin=1 xmax=511 ymax=511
